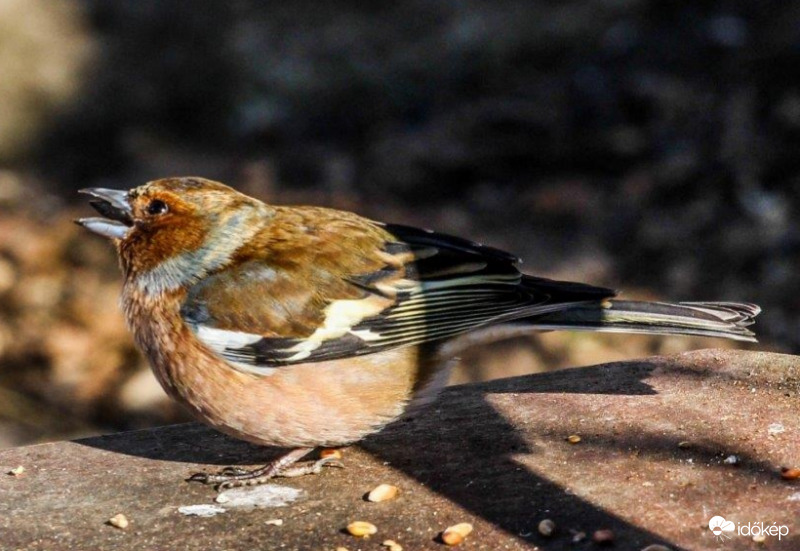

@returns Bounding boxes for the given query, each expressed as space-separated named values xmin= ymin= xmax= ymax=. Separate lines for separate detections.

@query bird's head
xmin=77 ymin=177 xmax=270 ymax=293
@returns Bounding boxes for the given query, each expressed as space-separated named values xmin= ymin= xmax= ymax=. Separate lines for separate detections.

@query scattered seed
xmin=265 ymin=518 xmax=283 ymax=526
xmin=571 ymin=530 xmax=586 ymax=543
xmin=723 ymin=455 xmax=740 ymax=465
xmin=677 ymin=441 xmax=691 ymax=448
xmin=537 ymin=519 xmax=556 ymax=537
xmin=215 ymin=494 xmax=230 ymax=504
xmin=381 ymin=539 xmax=403 ymax=551
xmin=8 ymin=466 xmax=24 ymax=476
xmin=347 ymin=521 xmax=378 ymax=538
xmin=566 ymin=434 xmax=582 ymax=444
xmin=780 ymin=467 xmax=800 ymax=480
xmin=752 ymin=532 xmax=766 ymax=543
xmin=441 ymin=523 xmax=473 ymax=546
xmin=107 ymin=513 xmax=129 ymax=530
xmin=593 ymin=529 xmax=614 ymax=544
xmin=641 ymin=545 xmax=671 ymax=551
xmin=368 ymin=483 xmax=399 ymax=502
xmin=320 ymin=448 xmax=342 ymax=460
xmin=336 ymin=548 xmax=349 ymax=551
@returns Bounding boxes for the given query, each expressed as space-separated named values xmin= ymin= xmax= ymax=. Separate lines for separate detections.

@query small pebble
xmin=347 ymin=521 xmax=378 ymax=538
xmin=8 ymin=466 xmax=24 ymax=476
xmin=215 ymin=494 xmax=230 ymax=504
xmin=265 ymin=518 xmax=283 ymax=526
xmin=368 ymin=483 xmax=399 ymax=503
xmin=593 ymin=529 xmax=614 ymax=544
xmin=752 ymin=532 xmax=766 ymax=543
xmin=780 ymin=466 xmax=800 ymax=480
xmin=566 ymin=435 xmax=582 ymax=444
xmin=537 ymin=519 xmax=556 ymax=537
xmin=107 ymin=513 xmax=129 ymax=530
xmin=381 ymin=539 xmax=403 ymax=551
xmin=723 ymin=454 xmax=740 ymax=465
xmin=768 ymin=423 xmax=785 ymax=436
xmin=441 ymin=522 xmax=473 ymax=546
xmin=336 ymin=548 xmax=349 ymax=551
xmin=677 ymin=441 xmax=691 ymax=448
xmin=571 ymin=531 xmax=586 ymax=543
xmin=641 ymin=545 xmax=671 ymax=551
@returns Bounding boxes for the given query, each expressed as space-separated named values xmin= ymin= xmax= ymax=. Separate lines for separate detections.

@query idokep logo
xmin=708 ymin=515 xmax=790 ymax=542
xmin=709 ymin=516 xmax=735 ymax=541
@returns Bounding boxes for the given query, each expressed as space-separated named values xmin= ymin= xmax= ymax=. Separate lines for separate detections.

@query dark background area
xmin=0 ymin=0 xmax=796 ymax=447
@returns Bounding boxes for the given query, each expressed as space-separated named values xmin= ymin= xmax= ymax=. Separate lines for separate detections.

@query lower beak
xmin=75 ymin=188 xmax=134 ymax=240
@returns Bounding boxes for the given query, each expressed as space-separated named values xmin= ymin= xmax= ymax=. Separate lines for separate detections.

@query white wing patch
xmin=196 ymin=325 xmax=263 ymax=350
xmin=194 ymin=325 xmax=279 ymax=375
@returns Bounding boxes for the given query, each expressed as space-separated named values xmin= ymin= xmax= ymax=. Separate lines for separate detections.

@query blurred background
xmin=0 ymin=0 xmax=796 ymax=448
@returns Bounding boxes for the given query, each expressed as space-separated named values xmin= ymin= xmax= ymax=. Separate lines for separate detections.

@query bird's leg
xmin=188 ymin=447 xmax=343 ymax=489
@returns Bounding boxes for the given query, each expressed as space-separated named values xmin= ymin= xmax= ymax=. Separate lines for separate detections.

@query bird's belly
xmin=162 ymin=345 xmax=424 ymax=449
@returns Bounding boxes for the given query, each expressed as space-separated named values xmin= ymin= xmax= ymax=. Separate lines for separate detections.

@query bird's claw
xmin=187 ymin=468 xmax=246 ymax=485
xmin=219 ymin=466 xmax=250 ymax=476
xmin=187 ymin=456 xmax=344 ymax=489
xmin=275 ymin=456 xmax=344 ymax=478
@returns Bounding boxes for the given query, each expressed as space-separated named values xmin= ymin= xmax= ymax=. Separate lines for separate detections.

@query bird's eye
xmin=147 ymin=199 xmax=169 ymax=216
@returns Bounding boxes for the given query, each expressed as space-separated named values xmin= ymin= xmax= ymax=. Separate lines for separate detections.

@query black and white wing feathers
xmin=189 ymin=222 xmax=614 ymax=370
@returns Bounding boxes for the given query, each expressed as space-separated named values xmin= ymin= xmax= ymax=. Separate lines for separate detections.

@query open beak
xmin=75 ymin=188 xmax=134 ymax=240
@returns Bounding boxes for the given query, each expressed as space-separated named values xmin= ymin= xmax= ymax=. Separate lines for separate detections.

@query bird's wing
xmin=181 ymin=213 xmax=615 ymax=371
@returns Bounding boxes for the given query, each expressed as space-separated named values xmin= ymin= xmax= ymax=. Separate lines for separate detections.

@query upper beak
xmin=75 ymin=188 xmax=134 ymax=240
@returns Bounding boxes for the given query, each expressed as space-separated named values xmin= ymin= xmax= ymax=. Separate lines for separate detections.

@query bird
xmin=76 ymin=176 xmax=760 ymax=489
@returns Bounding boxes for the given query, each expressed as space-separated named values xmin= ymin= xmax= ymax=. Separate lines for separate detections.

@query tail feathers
xmin=531 ymin=300 xmax=760 ymax=343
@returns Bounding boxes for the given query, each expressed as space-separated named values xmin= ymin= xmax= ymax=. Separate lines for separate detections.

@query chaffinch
xmin=77 ymin=177 xmax=759 ymax=489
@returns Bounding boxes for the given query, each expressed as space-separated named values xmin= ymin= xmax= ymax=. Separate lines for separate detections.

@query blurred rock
xmin=0 ymin=0 xmax=95 ymax=161
xmin=118 ymin=367 xmax=170 ymax=416
xmin=0 ymin=176 xmax=186 ymax=447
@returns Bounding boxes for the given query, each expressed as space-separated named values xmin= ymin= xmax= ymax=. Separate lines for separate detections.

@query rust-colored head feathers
xmin=79 ymin=177 xmax=271 ymax=289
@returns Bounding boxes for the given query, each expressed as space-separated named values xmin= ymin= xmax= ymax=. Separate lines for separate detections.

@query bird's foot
xmin=274 ymin=456 xmax=344 ymax=478
xmin=188 ymin=448 xmax=343 ymax=490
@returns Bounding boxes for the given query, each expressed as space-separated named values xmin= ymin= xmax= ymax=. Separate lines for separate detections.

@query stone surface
xmin=0 ymin=349 xmax=798 ymax=550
